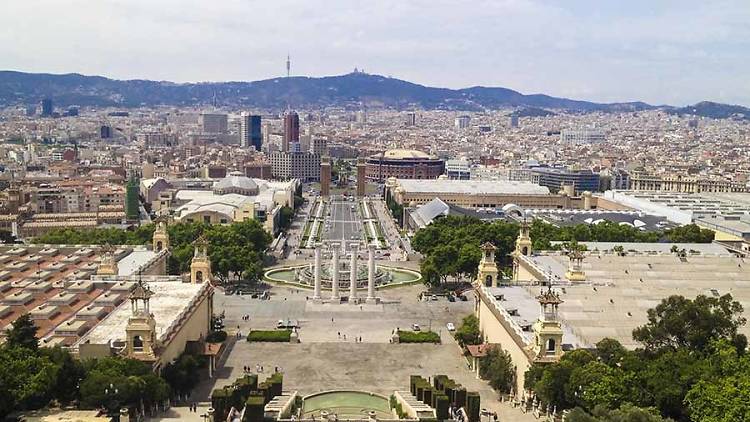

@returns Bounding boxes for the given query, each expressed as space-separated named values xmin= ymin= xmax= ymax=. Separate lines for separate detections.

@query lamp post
xmin=104 ymin=383 xmax=119 ymax=418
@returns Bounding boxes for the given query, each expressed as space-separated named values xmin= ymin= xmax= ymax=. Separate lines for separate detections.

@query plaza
xmin=184 ymin=284 xmax=538 ymax=422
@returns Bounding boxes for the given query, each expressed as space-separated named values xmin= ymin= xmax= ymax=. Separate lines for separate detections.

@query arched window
xmin=156 ymin=241 xmax=163 ymax=251
xmin=546 ymin=338 xmax=556 ymax=353
xmin=522 ymin=246 xmax=529 ymax=256
xmin=196 ymin=271 xmax=203 ymax=283
xmin=485 ymin=275 xmax=493 ymax=287
xmin=133 ymin=335 xmax=144 ymax=351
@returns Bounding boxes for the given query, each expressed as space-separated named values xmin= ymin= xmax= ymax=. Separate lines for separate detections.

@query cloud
xmin=0 ymin=0 xmax=748 ymax=105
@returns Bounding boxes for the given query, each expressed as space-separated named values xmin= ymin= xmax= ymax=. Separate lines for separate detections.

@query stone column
xmin=349 ymin=243 xmax=358 ymax=301
xmin=313 ymin=243 xmax=322 ymax=300
xmin=331 ymin=242 xmax=340 ymax=300
xmin=367 ymin=243 xmax=376 ymax=302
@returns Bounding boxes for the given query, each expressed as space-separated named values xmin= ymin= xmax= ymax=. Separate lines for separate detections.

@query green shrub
xmin=247 ymin=330 xmax=291 ymax=342
xmin=206 ymin=330 xmax=227 ymax=343
xmin=397 ymin=330 xmax=441 ymax=344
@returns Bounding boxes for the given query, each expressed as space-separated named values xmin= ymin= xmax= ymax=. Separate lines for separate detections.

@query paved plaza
xmin=187 ymin=284 xmax=538 ymax=421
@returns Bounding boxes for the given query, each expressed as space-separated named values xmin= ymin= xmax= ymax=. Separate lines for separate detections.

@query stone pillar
xmin=367 ymin=243 xmax=376 ymax=302
xmin=331 ymin=242 xmax=340 ymax=300
xmin=313 ymin=243 xmax=322 ymax=300
xmin=349 ymin=243 xmax=358 ymax=301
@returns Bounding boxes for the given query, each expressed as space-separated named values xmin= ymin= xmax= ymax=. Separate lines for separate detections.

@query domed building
xmin=213 ymin=172 xmax=259 ymax=196
xmin=365 ymin=149 xmax=445 ymax=182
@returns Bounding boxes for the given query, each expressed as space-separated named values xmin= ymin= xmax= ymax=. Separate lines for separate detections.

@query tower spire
xmin=285 ymin=54 xmax=292 ymax=111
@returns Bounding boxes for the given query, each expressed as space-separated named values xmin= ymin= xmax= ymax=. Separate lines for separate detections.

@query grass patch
xmin=247 ymin=329 xmax=292 ymax=342
xmin=397 ymin=330 xmax=441 ymax=344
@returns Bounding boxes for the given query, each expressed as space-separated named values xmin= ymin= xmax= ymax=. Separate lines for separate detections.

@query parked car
xmin=430 ymin=295 xmax=438 ymax=301
xmin=412 ymin=323 xmax=421 ymax=331
xmin=446 ymin=323 xmax=455 ymax=331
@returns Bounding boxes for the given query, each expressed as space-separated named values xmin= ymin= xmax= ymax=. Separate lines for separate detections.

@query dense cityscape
xmin=1 ymin=2 xmax=750 ymax=422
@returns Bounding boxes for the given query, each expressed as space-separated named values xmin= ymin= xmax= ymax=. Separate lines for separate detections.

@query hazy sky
xmin=2 ymin=0 xmax=749 ymax=106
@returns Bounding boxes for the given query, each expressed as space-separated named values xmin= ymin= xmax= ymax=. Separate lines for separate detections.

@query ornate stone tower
xmin=190 ymin=235 xmax=211 ymax=284
xmin=565 ymin=250 xmax=586 ymax=282
xmin=320 ymin=156 xmax=331 ymax=197
xmin=476 ymin=242 xmax=499 ymax=287
xmin=125 ymin=280 xmax=157 ymax=361
xmin=532 ymin=287 xmax=564 ymax=362
xmin=152 ymin=217 xmax=170 ymax=252
xmin=514 ymin=220 xmax=533 ymax=257
xmin=97 ymin=244 xmax=119 ymax=276
xmin=356 ymin=157 xmax=366 ymax=197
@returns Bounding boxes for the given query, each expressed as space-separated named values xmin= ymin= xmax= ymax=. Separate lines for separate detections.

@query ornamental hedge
xmin=247 ymin=329 xmax=292 ymax=342
xmin=206 ymin=330 xmax=228 ymax=343
xmin=397 ymin=330 xmax=441 ymax=344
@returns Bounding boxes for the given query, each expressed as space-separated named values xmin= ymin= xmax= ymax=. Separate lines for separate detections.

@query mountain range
xmin=0 ymin=70 xmax=747 ymax=119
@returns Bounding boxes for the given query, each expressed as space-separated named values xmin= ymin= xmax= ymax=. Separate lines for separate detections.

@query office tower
xmin=356 ymin=110 xmax=367 ymax=124
xmin=41 ymin=98 xmax=53 ymax=117
xmin=320 ymin=157 xmax=331 ymax=197
xmin=310 ymin=138 xmax=327 ymax=155
xmin=688 ymin=118 xmax=699 ymax=129
xmin=100 ymin=126 xmax=113 ymax=139
xmin=240 ymin=113 xmax=262 ymax=150
xmin=283 ymin=110 xmax=300 ymax=152
xmin=200 ymin=113 xmax=228 ymax=134
xmin=454 ymin=115 xmax=470 ymax=129
xmin=560 ymin=129 xmax=605 ymax=144
xmin=510 ymin=113 xmax=519 ymax=128
xmin=405 ymin=112 xmax=417 ymax=126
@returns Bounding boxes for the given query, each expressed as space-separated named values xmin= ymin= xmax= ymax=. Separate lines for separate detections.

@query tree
xmin=684 ymin=340 xmax=750 ymax=422
xmin=526 ymin=349 xmax=596 ymax=409
xmin=567 ymin=361 xmax=628 ymax=410
xmin=0 ymin=346 xmax=57 ymax=418
xmin=40 ymin=346 xmax=86 ymax=405
xmin=479 ymin=347 xmax=515 ymax=393
xmin=5 ymin=313 xmax=39 ymax=350
xmin=278 ymin=206 xmax=295 ymax=231
xmin=454 ymin=314 xmax=482 ymax=347
xmin=566 ymin=404 xmax=673 ymax=422
xmin=632 ymin=294 xmax=747 ymax=353
xmin=665 ymin=224 xmax=714 ymax=243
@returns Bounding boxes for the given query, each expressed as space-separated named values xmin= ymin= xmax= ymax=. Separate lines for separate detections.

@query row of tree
xmin=34 ymin=219 xmax=272 ymax=285
xmin=0 ymin=314 xmax=206 ymax=419
xmin=411 ymin=216 xmax=715 ymax=286
xmin=529 ymin=220 xmax=715 ymax=250
xmin=524 ymin=294 xmax=749 ymax=422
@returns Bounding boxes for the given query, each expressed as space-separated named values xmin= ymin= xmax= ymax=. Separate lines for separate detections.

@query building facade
xmin=365 ymin=149 xmax=445 ymax=183
xmin=239 ymin=113 xmax=262 ymax=150
xmin=269 ymin=152 xmax=321 ymax=182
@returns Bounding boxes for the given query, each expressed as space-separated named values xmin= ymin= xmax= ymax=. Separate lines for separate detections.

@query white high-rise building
xmin=454 ymin=115 xmax=470 ymax=129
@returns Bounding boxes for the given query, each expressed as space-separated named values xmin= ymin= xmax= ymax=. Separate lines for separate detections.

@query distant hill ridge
xmin=0 ymin=70 xmax=747 ymax=119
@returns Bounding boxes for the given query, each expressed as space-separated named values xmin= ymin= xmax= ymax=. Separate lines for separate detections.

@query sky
xmin=1 ymin=0 xmax=749 ymax=106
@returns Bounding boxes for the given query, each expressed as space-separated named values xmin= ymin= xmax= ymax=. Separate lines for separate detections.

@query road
xmin=324 ymin=196 xmax=363 ymax=251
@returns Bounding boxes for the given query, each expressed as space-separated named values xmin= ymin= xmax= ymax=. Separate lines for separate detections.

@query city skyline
xmin=2 ymin=0 xmax=749 ymax=107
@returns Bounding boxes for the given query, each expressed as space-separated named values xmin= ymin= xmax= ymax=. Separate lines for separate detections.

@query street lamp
xmin=104 ymin=383 xmax=119 ymax=417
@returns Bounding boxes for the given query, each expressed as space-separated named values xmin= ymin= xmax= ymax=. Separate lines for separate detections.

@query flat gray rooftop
xmin=514 ymin=252 xmax=750 ymax=348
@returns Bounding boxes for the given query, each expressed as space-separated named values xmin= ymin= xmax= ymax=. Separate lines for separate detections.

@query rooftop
xmin=506 ymin=246 xmax=750 ymax=349
xmin=379 ymin=149 xmax=433 ymax=160
xmin=396 ymin=179 xmax=550 ymax=195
